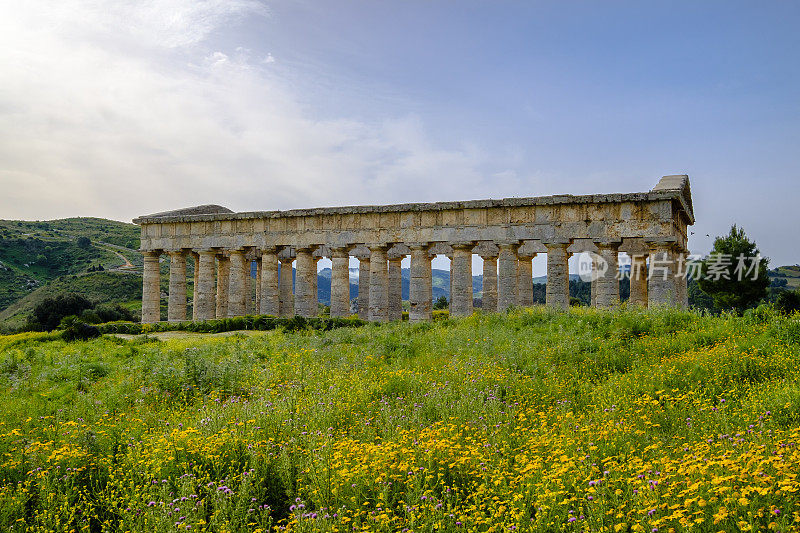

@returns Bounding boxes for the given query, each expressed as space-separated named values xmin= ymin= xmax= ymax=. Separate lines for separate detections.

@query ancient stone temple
xmin=133 ymin=175 xmax=694 ymax=323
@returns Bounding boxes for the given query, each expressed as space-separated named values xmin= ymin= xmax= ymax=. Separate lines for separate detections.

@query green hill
xmin=0 ymin=271 xmax=142 ymax=331
xmin=0 ymin=217 xmax=141 ymax=320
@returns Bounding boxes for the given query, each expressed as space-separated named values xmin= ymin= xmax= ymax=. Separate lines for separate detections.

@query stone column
xmin=516 ymin=254 xmax=535 ymax=307
xmin=481 ymin=254 xmax=498 ymax=312
xmin=279 ymin=258 xmax=294 ymax=316
xmin=195 ymin=250 xmax=217 ymax=320
xmin=674 ymin=251 xmax=689 ymax=309
xmin=358 ymin=256 xmax=370 ymax=320
xmin=545 ymin=242 xmax=570 ymax=310
xmin=368 ymin=245 xmax=389 ymax=322
xmin=409 ymin=244 xmax=432 ymax=322
xmin=260 ymin=249 xmax=280 ymax=316
xmin=311 ymin=256 xmax=320 ymax=316
xmin=450 ymin=243 xmax=475 ymax=317
xmin=595 ymin=241 xmax=621 ymax=308
xmin=191 ymin=252 xmax=200 ymax=321
xmin=497 ymin=243 xmax=519 ymax=311
xmin=255 ymin=259 xmax=262 ymax=313
xmin=216 ymin=255 xmax=230 ymax=319
xmin=294 ymin=248 xmax=317 ymax=318
xmin=167 ymin=251 xmax=187 ymax=322
xmin=141 ymin=250 xmax=161 ymax=323
xmin=388 ymin=257 xmax=403 ymax=321
xmin=448 ymin=253 xmax=454 ymax=306
xmin=228 ymin=250 xmax=247 ymax=317
xmin=242 ymin=259 xmax=252 ymax=315
xmin=647 ymin=242 xmax=677 ymax=307
xmin=330 ymin=248 xmax=351 ymax=318
xmin=590 ymin=256 xmax=598 ymax=307
xmin=629 ymin=254 xmax=648 ymax=307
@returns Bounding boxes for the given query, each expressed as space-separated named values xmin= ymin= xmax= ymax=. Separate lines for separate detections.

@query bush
xmin=60 ymin=316 xmax=101 ymax=342
xmin=775 ymin=290 xmax=800 ymax=315
xmin=30 ymin=293 xmax=94 ymax=331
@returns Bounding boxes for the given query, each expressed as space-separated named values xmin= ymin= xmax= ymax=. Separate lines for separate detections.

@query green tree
xmin=29 ymin=293 xmax=94 ymax=331
xmin=433 ymin=295 xmax=449 ymax=310
xmin=698 ymin=225 xmax=769 ymax=314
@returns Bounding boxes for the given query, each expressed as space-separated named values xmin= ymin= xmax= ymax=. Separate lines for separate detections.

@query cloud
xmin=0 ymin=0 xmax=515 ymax=223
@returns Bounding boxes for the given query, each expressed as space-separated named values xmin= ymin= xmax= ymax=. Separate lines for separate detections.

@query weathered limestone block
xmin=595 ymin=242 xmax=620 ymax=308
xmin=590 ymin=256 xmax=598 ymax=307
xmin=497 ymin=244 xmax=519 ymax=311
xmin=294 ymin=248 xmax=317 ymax=318
xmin=142 ymin=251 xmax=161 ymax=323
xmin=216 ymin=255 xmax=230 ymax=318
xmin=279 ymin=258 xmax=294 ymax=316
xmin=168 ymin=251 xmax=187 ymax=322
xmin=358 ymin=257 xmax=370 ymax=320
xmin=545 ymin=243 xmax=570 ymax=310
xmin=629 ymin=254 xmax=648 ymax=307
xmin=260 ymin=250 xmax=279 ymax=316
xmin=409 ymin=244 xmax=432 ymax=322
xmin=368 ymin=246 xmax=389 ymax=322
xmin=228 ymin=250 xmax=248 ymax=317
xmin=516 ymin=254 xmax=535 ymax=307
xmin=330 ymin=248 xmax=351 ymax=318
xmin=196 ymin=251 xmax=217 ymax=320
xmin=451 ymin=243 xmax=475 ymax=317
xmin=481 ymin=254 xmax=498 ymax=312
xmin=647 ymin=243 xmax=677 ymax=307
xmin=388 ymin=258 xmax=403 ymax=321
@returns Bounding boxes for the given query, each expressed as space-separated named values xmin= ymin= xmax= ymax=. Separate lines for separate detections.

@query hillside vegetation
xmin=0 ymin=308 xmax=798 ymax=532
xmin=0 ymin=218 xmax=141 ymax=329
xmin=0 ymin=271 xmax=142 ymax=331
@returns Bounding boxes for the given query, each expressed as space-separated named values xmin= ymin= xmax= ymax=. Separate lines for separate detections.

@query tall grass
xmin=0 ymin=306 xmax=799 ymax=531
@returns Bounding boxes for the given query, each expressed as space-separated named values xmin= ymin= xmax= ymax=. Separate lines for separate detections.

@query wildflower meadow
xmin=1 ymin=307 xmax=799 ymax=532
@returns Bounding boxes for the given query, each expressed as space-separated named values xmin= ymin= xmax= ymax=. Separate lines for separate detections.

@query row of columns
xmin=141 ymin=241 xmax=688 ymax=324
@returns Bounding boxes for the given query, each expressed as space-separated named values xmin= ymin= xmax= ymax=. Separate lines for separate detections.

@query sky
xmin=0 ymin=0 xmax=798 ymax=266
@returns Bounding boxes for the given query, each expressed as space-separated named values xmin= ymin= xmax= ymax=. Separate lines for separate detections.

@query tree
xmin=433 ymin=295 xmax=449 ymax=310
xmin=698 ymin=225 xmax=769 ymax=314
xmin=76 ymin=236 xmax=91 ymax=248
xmin=29 ymin=293 xmax=94 ymax=331
xmin=774 ymin=290 xmax=800 ymax=315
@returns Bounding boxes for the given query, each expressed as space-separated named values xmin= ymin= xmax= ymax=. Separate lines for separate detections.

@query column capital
xmin=329 ymin=247 xmax=350 ymax=259
xmin=644 ymin=237 xmax=678 ymax=248
xmin=450 ymin=241 xmax=476 ymax=251
xmin=167 ymin=250 xmax=185 ymax=258
xmin=295 ymin=245 xmax=322 ymax=254
xmin=594 ymin=239 xmax=622 ymax=250
xmin=479 ymin=252 xmax=499 ymax=260
xmin=141 ymin=249 xmax=162 ymax=258
xmin=407 ymin=242 xmax=432 ymax=251
xmin=497 ymin=242 xmax=520 ymax=251
xmin=258 ymin=245 xmax=279 ymax=255
xmin=367 ymin=243 xmax=391 ymax=252
xmin=543 ymin=239 xmax=571 ymax=249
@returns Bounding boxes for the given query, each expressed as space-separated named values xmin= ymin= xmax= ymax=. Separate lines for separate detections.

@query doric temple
xmin=133 ymin=175 xmax=694 ymax=323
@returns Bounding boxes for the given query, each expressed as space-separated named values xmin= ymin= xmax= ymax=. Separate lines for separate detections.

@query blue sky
xmin=0 ymin=1 xmax=798 ymax=265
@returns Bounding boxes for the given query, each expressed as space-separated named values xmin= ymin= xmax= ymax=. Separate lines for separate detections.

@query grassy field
xmin=0 ymin=308 xmax=799 ymax=532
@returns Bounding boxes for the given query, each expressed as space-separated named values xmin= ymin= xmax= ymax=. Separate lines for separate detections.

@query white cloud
xmin=0 ymin=0 xmax=515 ymax=222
